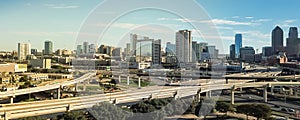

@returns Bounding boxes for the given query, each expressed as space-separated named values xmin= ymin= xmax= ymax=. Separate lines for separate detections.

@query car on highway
xmin=281 ymin=108 xmax=288 ymax=112
xmin=288 ymin=108 xmax=295 ymax=113
xmin=274 ymin=105 xmax=281 ymax=108
xmin=29 ymin=84 xmax=37 ymax=87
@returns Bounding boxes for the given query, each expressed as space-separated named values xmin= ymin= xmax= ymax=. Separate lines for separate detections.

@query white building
xmin=176 ymin=30 xmax=192 ymax=63
xmin=18 ymin=43 xmax=31 ymax=60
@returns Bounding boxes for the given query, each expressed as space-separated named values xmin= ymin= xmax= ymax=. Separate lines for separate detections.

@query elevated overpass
xmin=0 ymin=72 xmax=95 ymax=103
xmin=1 ymin=81 xmax=300 ymax=119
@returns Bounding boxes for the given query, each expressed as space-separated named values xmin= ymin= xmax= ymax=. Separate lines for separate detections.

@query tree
xmin=215 ymin=102 xmax=234 ymax=115
xmin=57 ymin=111 xmax=87 ymax=120
xmin=252 ymin=104 xmax=271 ymax=120
xmin=236 ymin=104 xmax=271 ymax=120
xmin=236 ymin=104 xmax=253 ymax=120
xmin=89 ymin=102 xmax=133 ymax=120
xmin=19 ymin=77 xmax=28 ymax=82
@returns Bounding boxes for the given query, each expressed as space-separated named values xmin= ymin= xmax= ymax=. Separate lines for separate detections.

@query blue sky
xmin=0 ymin=0 xmax=300 ymax=54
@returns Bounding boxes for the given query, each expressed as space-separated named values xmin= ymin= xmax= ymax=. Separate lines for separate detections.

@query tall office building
xmin=126 ymin=43 xmax=131 ymax=56
xmin=240 ymin=46 xmax=255 ymax=60
xmin=272 ymin=26 xmax=284 ymax=54
xmin=44 ymin=41 xmax=53 ymax=55
xmin=31 ymin=49 xmax=38 ymax=55
xmin=88 ymin=44 xmax=96 ymax=53
xmin=76 ymin=45 xmax=83 ymax=55
xmin=176 ymin=30 xmax=192 ymax=62
xmin=206 ymin=46 xmax=218 ymax=59
xmin=152 ymin=39 xmax=161 ymax=65
xmin=130 ymin=34 xmax=138 ymax=56
xmin=286 ymin=27 xmax=300 ymax=57
xmin=192 ymin=41 xmax=198 ymax=62
xmin=235 ymin=34 xmax=242 ymax=59
xmin=262 ymin=46 xmax=273 ymax=57
xmin=229 ymin=44 xmax=235 ymax=60
xmin=83 ymin=42 xmax=89 ymax=54
xmin=18 ymin=43 xmax=31 ymax=60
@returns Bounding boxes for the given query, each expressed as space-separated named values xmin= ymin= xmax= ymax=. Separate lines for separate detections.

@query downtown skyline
xmin=1 ymin=0 xmax=300 ymax=54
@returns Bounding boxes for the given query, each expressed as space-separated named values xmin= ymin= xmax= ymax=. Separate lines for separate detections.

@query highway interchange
xmin=0 ymin=70 xmax=299 ymax=119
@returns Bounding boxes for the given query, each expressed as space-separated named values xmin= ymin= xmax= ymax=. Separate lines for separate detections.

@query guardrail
xmin=1 ymin=81 xmax=300 ymax=119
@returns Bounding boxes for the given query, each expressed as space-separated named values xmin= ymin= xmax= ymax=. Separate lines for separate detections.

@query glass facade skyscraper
xmin=286 ymin=27 xmax=300 ymax=57
xmin=271 ymin=26 xmax=283 ymax=54
xmin=235 ymin=34 xmax=242 ymax=58
xmin=44 ymin=40 xmax=53 ymax=55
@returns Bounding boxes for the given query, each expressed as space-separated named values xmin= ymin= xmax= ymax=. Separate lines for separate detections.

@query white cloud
xmin=206 ymin=19 xmax=252 ymax=26
xmin=277 ymin=19 xmax=297 ymax=27
xmin=232 ymin=16 xmax=239 ymax=19
xmin=245 ymin=16 xmax=254 ymax=19
xmin=284 ymin=19 xmax=296 ymax=23
xmin=252 ymin=19 xmax=272 ymax=22
xmin=214 ymin=26 xmax=233 ymax=30
xmin=45 ymin=4 xmax=79 ymax=9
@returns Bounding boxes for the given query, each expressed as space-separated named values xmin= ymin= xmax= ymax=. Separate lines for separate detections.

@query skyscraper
xmin=235 ymin=34 xmax=242 ymax=58
xmin=44 ymin=40 xmax=53 ymax=55
xmin=176 ymin=30 xmax=192 ymax=63
xmin=230 ymin=44 xmax=235 ymax=60
xmin=152 ymin=39 xmax=161 ymax=65
xmin=192 ymin=41 xmax=198 ymax=62
xmin=130 ymin=34 xmax=138 ymax=56
xmin=272 ymin=26 xmax=284 ymax=54
xmin=286 ymin=27 xmax=300 ymax=57
xmin=83 ymin=42 xmax=89 ymax=54
xmin=126 ymin=43 xmax=131 ymax=56
xmin=88 ymin=44 xmax=96 ymax=53
xmin=18 ymin=43 xmax=31 ymax=60
xmin=76 ymin=45 xmax=83 ymax=55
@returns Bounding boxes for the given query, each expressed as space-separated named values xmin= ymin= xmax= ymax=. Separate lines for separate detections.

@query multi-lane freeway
xmin=1 ymin=81 xmax=300 ymax=119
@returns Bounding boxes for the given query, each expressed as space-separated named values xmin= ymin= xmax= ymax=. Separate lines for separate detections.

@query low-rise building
xmin=30 ymin=59 xmax=51 ymax=69
xmin=138 ymin=62 xmax=151 ymax=69
xmin=48 ymin=74 xmax=73 ymax=79
xmin=0 ymin=63 xmax=27 ymax=73
xmin=18 ymin=73 xmax=49 ymax=81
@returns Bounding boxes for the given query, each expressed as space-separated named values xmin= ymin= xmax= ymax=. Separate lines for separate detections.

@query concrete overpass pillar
xmin=74 ymin=83 xmax=78 ymax=92
xmin=289 ymin=87 xmax=293 ymax=96
xmin=196 ymin=89 xmax=201 ymax=102
xmin=271 ymin=86 xmax=274 ymax=95
xmin=9 ymin=96 xmax=14 ymax=104
xmin=4 ymin=112 xmax=10 ymax=120
xmin=206 ymin=91 xmax=212 ymax=98
xmin=83 ymin=84 xmax=87 ymax=91
xmin=67 ymin=104 xmax=73 ymax=112
xmin=138 ymin=77 xmax=141 ymax=88
xmin=119 ymin=75 xmax=121 ymax=83
xmin=231 ymin=85 xmax=235 ymax=105
xmin=57 ymin=86 xmax=61 ymax=99
xmin=174 ymin=91 xmax=180 ymax=100
xmin=149 ymin=93 xmax=157 ymax=100
xmin=127 ymin=75 xmax=130 ymax=85
xmin=263 ymin=85 xmax=268 ymax=103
